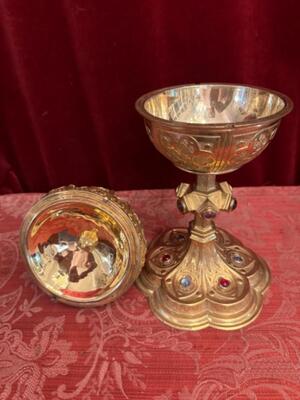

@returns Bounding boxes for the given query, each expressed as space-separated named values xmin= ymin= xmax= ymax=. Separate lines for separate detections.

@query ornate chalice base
xmin=137 ymin=227 xmax=270 ymax=331
xmin=136 ymin=177 xmax=270 ymax=330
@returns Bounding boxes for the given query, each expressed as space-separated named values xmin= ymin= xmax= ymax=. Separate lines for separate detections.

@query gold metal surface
xmin=136 ymin=84 xmax=292 ymax=174
xmin=20 ymin=185 xmax=146 ymax=307
xmin=135 ymin=83 xmax=292 ymax=330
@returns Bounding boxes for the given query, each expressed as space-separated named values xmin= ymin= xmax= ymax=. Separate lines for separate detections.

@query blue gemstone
xmin=233 ymin=254 xmax=243 ymax=263
xmin=180 ymin=276 xmax=192 ymax=287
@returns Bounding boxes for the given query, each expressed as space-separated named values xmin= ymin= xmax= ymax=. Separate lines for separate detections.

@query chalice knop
xmin=135 ymin=84 xmax=292 ymax=330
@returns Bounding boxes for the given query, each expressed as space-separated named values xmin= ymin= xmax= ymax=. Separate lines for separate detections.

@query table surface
xmin=0 ymin=187 xmax=300 ymax=400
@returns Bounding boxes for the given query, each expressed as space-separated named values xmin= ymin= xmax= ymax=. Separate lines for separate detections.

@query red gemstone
xmin=162 ymin=254 xmax=171 ymax=264
xmin=219 ymin=277 xmax=230 ymax=288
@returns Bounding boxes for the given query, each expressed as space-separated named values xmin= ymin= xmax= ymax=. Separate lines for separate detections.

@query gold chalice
xmin=135 ymin=84 xmax=292 ymax=330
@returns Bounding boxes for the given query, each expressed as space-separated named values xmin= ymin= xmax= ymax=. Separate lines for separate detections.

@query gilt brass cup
xmin=135 ymin=84 xmax=292 ymax=331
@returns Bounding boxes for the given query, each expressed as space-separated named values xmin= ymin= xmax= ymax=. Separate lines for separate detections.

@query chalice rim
xmin=135 ymin=82 xmax=293 ymax=131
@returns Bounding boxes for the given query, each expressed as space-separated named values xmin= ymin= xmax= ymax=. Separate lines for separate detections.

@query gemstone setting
xmin=232 ymin=253 xmax=244 ymax=264
xmin=180 ymin=276 xmax=192 ymax=288
xmin=174 ymin=232 xmax=185 ymax=242
xmin=219 ymin=277 xmax=230 ymax=288
xmin=161 ymin=254 xmax=171 ymax=264
xmin=202 ymin=210 xmax=217 ymax=219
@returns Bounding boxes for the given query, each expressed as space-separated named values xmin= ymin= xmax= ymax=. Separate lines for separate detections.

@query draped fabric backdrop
xmin=0 ymin=0 xmax=299 ymax=194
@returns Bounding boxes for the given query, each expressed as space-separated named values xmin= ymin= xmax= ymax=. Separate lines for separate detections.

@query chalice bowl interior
xmin=135 ymin=83 xmax=292 ymax=330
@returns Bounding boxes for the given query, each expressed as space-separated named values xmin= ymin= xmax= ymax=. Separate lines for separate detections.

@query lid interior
xmin=26 ymin=201 xmax=129 ymax=303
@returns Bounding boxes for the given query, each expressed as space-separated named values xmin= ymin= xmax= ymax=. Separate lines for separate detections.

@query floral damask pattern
xmin=0 ymin=188 xmax=300 ymax=399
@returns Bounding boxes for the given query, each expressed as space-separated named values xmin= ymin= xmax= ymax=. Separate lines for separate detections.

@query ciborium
xmin=135 ymin=83 xmax=292 ymax=330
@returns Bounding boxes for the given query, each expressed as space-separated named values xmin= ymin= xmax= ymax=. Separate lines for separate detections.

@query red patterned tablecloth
xmin=1 ymin=187 xmax=300 ymax=400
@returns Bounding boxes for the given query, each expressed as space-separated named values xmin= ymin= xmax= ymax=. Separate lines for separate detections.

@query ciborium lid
xmin=20 ymin=185 xmax=146 ymax=307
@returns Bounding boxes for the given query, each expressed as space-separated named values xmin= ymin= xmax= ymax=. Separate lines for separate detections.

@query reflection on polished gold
xmin=136 ymin=84 xmax=293 ymax=330
xmin=20 ymin=185 xmax=146 ymax=307
xmin=137 ymin=84 xmax=291 ymax=175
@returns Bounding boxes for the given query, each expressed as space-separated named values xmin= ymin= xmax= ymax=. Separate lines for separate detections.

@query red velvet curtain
xmin=0 ymin=0 xmax=299 ymax=194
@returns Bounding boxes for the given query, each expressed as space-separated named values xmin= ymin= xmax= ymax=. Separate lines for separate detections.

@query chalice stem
xmin=196 ymin=174 xmax=217 ymax=192
xmin=182 ymin=174 xmax=223 ymax=244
